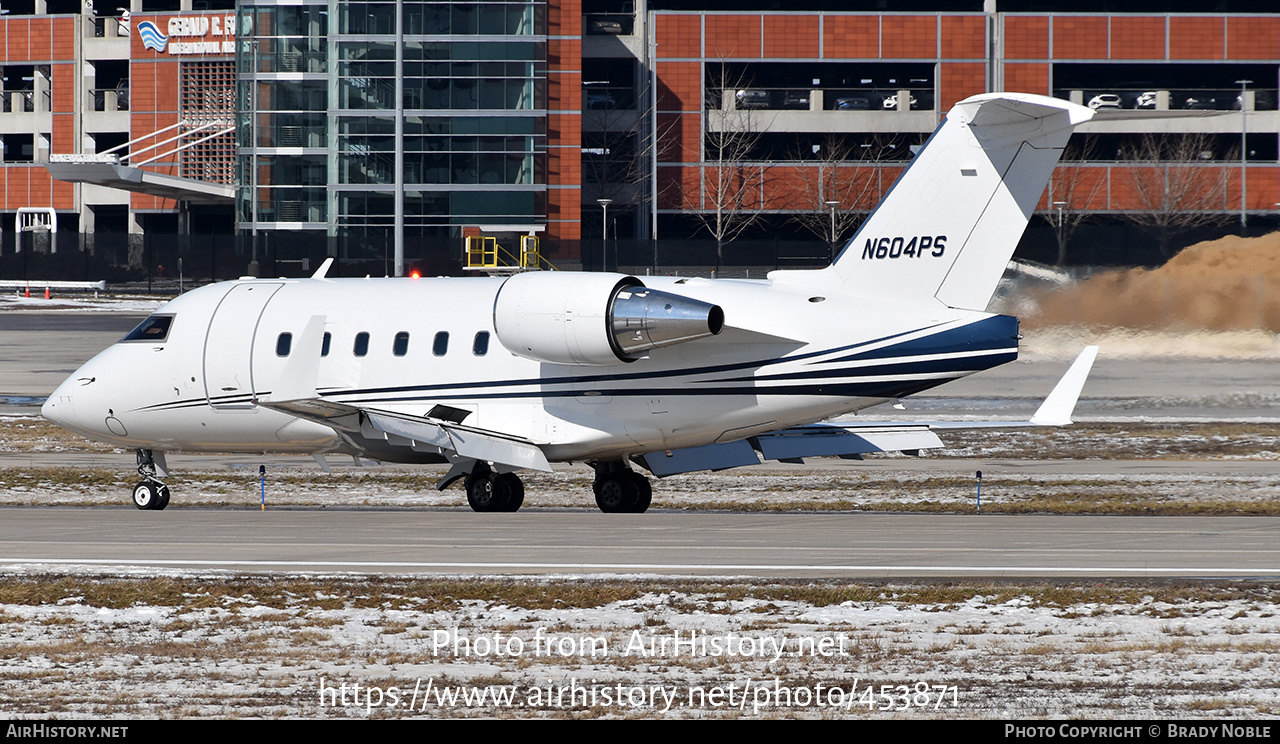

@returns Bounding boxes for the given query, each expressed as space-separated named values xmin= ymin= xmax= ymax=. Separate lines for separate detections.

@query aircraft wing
xmin=637 ymin=346 xmax=1098 ymax=477
xmin=263 ymin=396 xmax=553 ymax=478
xmin=259 ymin=313 xmax=551 ymax=481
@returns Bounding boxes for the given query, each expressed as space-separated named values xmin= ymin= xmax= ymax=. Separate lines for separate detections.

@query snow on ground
xmin=0 ymin=293 xmax=167 ymax=314
xmin=0 ymin=576 xmax=1276 ymax=719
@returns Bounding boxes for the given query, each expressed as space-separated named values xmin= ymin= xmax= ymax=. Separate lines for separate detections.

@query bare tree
xmin=786 ymin=134 xmax=905 ymax=257
xmin=581 ymin=85 xmax=680 ymax=232
xmin=1038 ymin=135 xmax=1107 ymax=266
xmin=1118 ymin=132 xmax=1235 ymax=258
xmin=680 ymin=60 xmax=769 ymax=265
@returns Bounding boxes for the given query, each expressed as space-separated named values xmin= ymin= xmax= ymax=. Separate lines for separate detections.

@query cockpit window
xmin=121 ymin=315 xmax=174 ymax=342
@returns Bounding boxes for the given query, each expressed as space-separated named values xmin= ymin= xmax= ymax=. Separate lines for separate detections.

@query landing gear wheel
xmin=154 ymin=485 xmax=171 ymax=511
xmin=625 ymin=472 xmax=652 ymax=513
xmin=132 ymin=481 xmax=159 ymax=510
xmin=594 ymin=472 xmax=640 ymax=513
xmin=494 ymin=473 xmax=524 ymax=512
xmin=466 ymin=471 xmax=514 ymax=512
xmin=133 ymin=449 xmax=170 ymax=511
xmin=465 ymin=473 xmax=495 ymax=512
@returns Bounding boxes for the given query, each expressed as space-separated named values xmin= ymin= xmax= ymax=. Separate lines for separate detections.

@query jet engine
xmin=493 ymin=272 xmax=724 ymax=366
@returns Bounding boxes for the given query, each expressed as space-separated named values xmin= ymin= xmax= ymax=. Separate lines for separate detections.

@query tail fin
xmin=772 ymin=93 xmax=1093 ymax=311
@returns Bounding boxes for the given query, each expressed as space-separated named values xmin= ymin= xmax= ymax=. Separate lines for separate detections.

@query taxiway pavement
xmin=1 ymin=508 xmax=1277 ymax=579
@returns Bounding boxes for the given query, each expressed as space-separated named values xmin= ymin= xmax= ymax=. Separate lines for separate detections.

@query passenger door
xmin=203 ymin=283 xmax=284 ymax=409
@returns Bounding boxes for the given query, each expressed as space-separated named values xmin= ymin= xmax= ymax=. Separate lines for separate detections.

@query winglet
xmin=264 ymin=315 xmax=327 ymax=403
xmin=1029 ymin=345 xmax=1099 ymax=426
xmin=311 ymin=257 xmax=335 ymax=280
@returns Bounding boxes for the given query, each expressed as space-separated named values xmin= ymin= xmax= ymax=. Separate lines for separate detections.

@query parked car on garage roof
xmin=1087 ymin=94 xmax=1122 ymax=110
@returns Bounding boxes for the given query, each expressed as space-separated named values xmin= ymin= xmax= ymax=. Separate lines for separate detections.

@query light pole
xmin=597 ymin=198 xmax=612 ymax=270
xmin=1236 ymin=79 xmax=1252 ymax=231
xmin=249 ymin=38 xmax=259 ymax=276
xmin=1053 ymin=200 xmax=1067 ymax=265
xmin=824 ymin=199 xmax=839 ymax=261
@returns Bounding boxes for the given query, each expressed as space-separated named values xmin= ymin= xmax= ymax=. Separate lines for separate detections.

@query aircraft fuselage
xmin=43 ymin=273 xmax=1017 ymax=463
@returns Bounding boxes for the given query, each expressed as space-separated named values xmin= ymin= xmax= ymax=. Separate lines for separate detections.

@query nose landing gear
xmin=132 ymin=449 xmax=170 ymax=511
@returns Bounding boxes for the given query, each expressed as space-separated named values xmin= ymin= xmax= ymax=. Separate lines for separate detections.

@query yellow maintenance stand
xmin=464 ymin=235 xmax=556 ymax=273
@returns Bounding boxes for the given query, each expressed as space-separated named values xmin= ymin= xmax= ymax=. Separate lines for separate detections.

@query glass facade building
xmin=237 ymin=0 xmax=549 ymax=261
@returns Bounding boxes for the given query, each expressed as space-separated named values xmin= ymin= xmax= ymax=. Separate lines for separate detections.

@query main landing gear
xmin=132 ymin=449 xmax=170 ymax=511
xmin=459 ymin=460 xmax=653 ymax=513
xmin=592 ymin=461 xmax=651 ymax=514
xmin=464 ymin=462 xmax=525 ymax=513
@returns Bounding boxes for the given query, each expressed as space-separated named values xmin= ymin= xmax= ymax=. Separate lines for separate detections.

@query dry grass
xmin=6 ymin=418 xmax=1280 ymax=461
xmin=0 ymin=575 xmax=1271 ymax=613
xmin=3 ymin=462 xmax=1279 ymax=515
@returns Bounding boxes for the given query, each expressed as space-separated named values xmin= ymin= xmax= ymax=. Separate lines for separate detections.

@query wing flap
xmin=755 ymin=425 xmax=943 ymax=461
xmin=260 ymin=398 xmax=552 ymax=472
xmin=638 ymin=440 xmax=760 ymax=477
xmin=362 ymin=410 xmax=552 ymax=472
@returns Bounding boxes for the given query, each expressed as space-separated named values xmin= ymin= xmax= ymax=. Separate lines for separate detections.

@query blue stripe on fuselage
xmin=826 ymin=315 xmax=1019 ymax=364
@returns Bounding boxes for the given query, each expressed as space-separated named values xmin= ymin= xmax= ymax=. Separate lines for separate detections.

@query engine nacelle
xmin=493 ymin=272 xmax=724 ymax=366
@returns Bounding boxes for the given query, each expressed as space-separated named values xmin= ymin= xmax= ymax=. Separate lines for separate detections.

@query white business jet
xmin=43 ymin=92 xmax=1099 ymax=513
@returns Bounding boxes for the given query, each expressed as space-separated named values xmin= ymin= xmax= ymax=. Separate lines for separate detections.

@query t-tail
xmin=772 ymin=93 xmax=1094 ymax=311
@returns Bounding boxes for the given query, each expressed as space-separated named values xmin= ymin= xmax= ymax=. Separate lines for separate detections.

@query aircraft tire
xmin=495 ymin=473 xmax=524 ymax=512
xmin=132 ymin=481 xmax=159 ymax=510
xmin=154 ymin=484 xmax=171 ymax=511
xmin=594 ymin=473 xmax=639 ymax=513
xmin=625 ymin=472 xmax=651 ymax=513
xmin=466 ymin=472 xmax=511 ymax=512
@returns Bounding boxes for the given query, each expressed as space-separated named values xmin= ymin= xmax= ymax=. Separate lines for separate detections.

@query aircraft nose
xmin=42 ymin=376 xmax=80 ymax=428
xmin=42 ymin=371 xmax=113 ymax=441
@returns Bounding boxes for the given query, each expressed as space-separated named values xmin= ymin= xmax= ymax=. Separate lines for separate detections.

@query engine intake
xmin=493 ymin=272 xmax=724 ymax=366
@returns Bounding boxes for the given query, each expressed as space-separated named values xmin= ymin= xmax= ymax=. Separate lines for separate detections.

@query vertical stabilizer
xmin=771 ymin=93 xmax=1093 ymax=311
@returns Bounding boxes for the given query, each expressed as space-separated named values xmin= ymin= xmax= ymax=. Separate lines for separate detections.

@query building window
xmin=179 ymin=61 xmax=235 ymax=183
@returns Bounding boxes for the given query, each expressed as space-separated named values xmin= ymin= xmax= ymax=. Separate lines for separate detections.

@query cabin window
xmin=121 ymin=315 xmax=173 ymax=342
xmin=354 ymin=332 xmax=370 ymax=357
xmin=433 ymin=331 xmax=449 ymax=357
xmin=276 ymin=332 xmax=293 ymax=357
xmin=393 ymin=331 xmax=410 ymax=357
xmin=321 ymin=332 xmax=331 ymax=357
xmin=473 ymin=331 xmax=490 ymax=356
